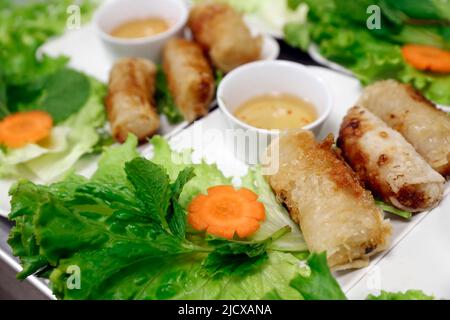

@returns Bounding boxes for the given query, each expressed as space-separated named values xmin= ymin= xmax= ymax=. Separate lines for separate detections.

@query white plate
xmin=1 ymin=24 xmax=449 ymax=300
xmin=2 ymin=64 xmax=449 ymax=298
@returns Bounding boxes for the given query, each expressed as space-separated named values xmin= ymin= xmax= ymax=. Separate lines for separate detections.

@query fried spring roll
xmin=357 ymin=80 xmax=450 ymax=176
xmin=106 ymin=58 xmax=159 ymax=143
xmin=163 ymin=39 xmax=215 ymax=122
xmin=265 ymin=130 xmax=391 ymax=270
xmin=338 ymin=106 xmax=445 ymax=212
xmin=188 ymin=3 xmax=262 ymax=72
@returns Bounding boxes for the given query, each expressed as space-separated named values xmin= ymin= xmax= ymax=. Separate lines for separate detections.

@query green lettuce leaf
xmin=203 ymin=226 xmax=290 ymax=277
xmin=8 ymin=136 xmax=309 ymax=300
xmin=367 ymin=290 xmax=434 ymax=300
xmin=92 ymin=134 xmax=139 ymax=185
xmin=284 ymin=0 xmax=450 ymax=105
xmin=290 ymin=252 xmax=347 ymax=300
xmin=0 ymin=77 xmax=107 ymax=182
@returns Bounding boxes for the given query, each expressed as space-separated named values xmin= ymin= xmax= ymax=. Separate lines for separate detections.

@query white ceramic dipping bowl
xmin=217 ymin=60 xmax=332 ymax=165
xmin=94 ymin=0 xmax=188 ymax=61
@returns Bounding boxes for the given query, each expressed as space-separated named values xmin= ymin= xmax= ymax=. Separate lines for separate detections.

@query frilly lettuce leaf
xmin=1 ymin=126 xmax=70 ymax=166
xmin=290 ymin=252 xmax=347 ymax=300
xmin=284 ymin=0 xmax=450 ymax=105
xmin=0 ymin=77 xmax=106 ymax=182
xmin=367 ymin=290 xmax=434 ymax=300
xmin=8 ymin=135 xmax=309 ymax=300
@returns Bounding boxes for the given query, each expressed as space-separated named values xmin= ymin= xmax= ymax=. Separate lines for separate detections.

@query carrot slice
xmin=187 ymin=185 xmax=266 ymax=239
xmin=402 ymin=44 xmax=450 ymax=73
xmin=0 ymin=111 xmax=53 ymax=148
xmin=207 ymin=185 xmax=235 ymax=195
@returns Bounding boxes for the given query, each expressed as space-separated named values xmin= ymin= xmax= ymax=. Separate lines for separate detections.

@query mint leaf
xmin=167 ymin=200 xmax=187 ymax=240
xmin=124 ymin=157 xmax=172 ymax=226
xmin=290 ymin=252 xmax=347 ymax=300
xmin=38 ymin=69 xmax=91 ymax=123
xmin=167 ymin=167 xmax=195 ymax=239
xmin=203 ymin=226 xmax=291 ymax=277
xmin=171 ymin=167 xmax=195 ymax=200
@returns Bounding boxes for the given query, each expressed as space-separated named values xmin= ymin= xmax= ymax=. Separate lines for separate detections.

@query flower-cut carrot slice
xmin=402 ymin=44 xmax=450 ymax=73
xmin=0 ymin=110 xmax=53 ymax=148
xmin=187 ymin=185 xmax=266 ymax=239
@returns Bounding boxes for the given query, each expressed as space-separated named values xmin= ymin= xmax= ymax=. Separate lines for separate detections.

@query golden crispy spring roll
xmin=357 ymin=80 xmax=450 ymax=176
xmin=188 ymin=2 xmax=262 ymax=72
xmin=265 ymin=130 xmax=391 ymax=270
xmin=106 ymin=58 xmax=159 ymax=143
xmin=338 ymin=106 xmax=445 ymax=212
xmin=163 ymin=39 xmax=215 ymax=122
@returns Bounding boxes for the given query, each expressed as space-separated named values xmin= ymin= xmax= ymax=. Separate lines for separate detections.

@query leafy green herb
xmin=203 ymin=226 xmax=291 ymax=277
xmin=376 ymin=200 xmax=412 ymax=219
xmin=125 ymin=158 xmax=173 ymax=225
xmin=5 ymin=68 xmax=91 ymax=123
xmin=155 ymin=66 xmax=184 ymax=124
xmin=367 ymin=290 xmax=434 ymax=300
xmin=290 ymin=252 xmax=347 ymax=300
xmin=0 ymin=72 xmax=8 ymax=118
xmin=8 ymin=136 xmax=307 ymax=300
xmin=38 ymin=69 xmax=91 ymax=123
xmin=167 ymin=167 xmax=196 ymax=239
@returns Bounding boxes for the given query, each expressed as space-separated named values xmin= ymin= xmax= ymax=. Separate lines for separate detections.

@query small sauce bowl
xmin=217 ymin=60 xmax=333 ymax=165
xmin=94 ymin=0 xmax=188 ymax=62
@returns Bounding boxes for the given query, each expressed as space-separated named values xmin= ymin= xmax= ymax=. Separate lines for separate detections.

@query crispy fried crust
xmin=106 ymin=58 xmax=159 ymax=143
xmin=266 ymin=130 xmax=391 ymax=270
xmin=357 ymin=80 xmax=450 ymax=177
xmin=188 ymin=3 xmax=261 ymax=72
xmin=163 ymin=39 xmax=214 ymax=122
xmin=338 ymin=106 xmax=444 ymax=212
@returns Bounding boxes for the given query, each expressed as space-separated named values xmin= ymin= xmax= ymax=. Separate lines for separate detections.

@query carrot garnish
xmin=187 ymin=185 xmax=266 ymax=239
xmin=0 ymin=111 xmax=53 ymax=148
xmin=401 ymin=44 xmax=450 ymax=73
